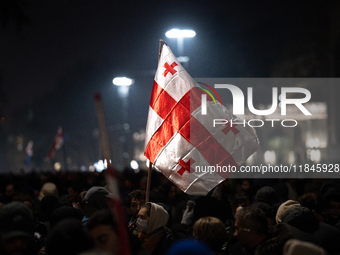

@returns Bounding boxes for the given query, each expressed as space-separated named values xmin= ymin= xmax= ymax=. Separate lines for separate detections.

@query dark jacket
xmin=282 ymin=206 xmax=340 ymax=255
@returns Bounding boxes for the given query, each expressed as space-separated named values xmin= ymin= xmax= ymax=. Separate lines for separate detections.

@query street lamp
xmin=112 ymin=76 xmax=134 ymax=167
xmin=112 ymin=77 xmax=134 ymax=98
xmin=165 ymin=29 xmax=196 ymax=57
xmin=165 ymin=29 xmax=196 ymax=38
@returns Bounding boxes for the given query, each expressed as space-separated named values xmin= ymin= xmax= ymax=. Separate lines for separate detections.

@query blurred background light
xmin=165 ymin=29 xmax=196 ymax=38
xmin=112 ymin=77 xmax=134 ymax=86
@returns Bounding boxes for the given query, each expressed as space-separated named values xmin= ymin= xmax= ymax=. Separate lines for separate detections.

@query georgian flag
xmin=144 ymin=43 xmax=259 ymax=195
xmin=48 ymin=126 xmax=64 ymax=159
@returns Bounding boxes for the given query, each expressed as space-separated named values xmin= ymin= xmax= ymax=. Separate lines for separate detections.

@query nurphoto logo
xmin=198 ymin=83 xmax=312 ymax=128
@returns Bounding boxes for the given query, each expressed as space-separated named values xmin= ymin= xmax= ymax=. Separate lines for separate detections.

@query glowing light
xmin=307 ymin=138 xmax=320 ymax=148
xmin=288 ymin=151 xmax=295 ymax=164
xmin=264 ymin=150 xmax=276 ymax=164
xmin=89 ymin=165 xmax=95 ymax=172
xmin=133 ymin=132 xmax=140 ymax=140
xmin=112 ymin=77 xmax=134 ymax=86
xmin=165 ymin=29 xmax=196 ymax=38
xmin=118 ymin=86 xmax=129 ymax=98
xmin=54 ymin=162 xmax=61 ymax=171
xmin=177 ymin=56 xmax=189 ymax=63
xmin=309 ymin=149 xmax=321 ymax=163
xmin=130 ymin=160 xmax=139 ymax=171
xmin=94 ymin=160 xmax=105 ymax=172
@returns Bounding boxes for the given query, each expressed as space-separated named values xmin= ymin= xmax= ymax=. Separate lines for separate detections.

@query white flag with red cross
xmin=144 ymin=42 xmax=259 ymax=195
xmin=48 ymin=126 xmax=64 ymax=159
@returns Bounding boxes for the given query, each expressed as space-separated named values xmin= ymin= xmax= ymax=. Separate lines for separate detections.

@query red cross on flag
xmin=144 ymin=42 xmax=259 ymax=195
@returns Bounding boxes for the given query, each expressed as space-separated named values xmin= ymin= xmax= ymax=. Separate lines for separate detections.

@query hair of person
xmin=140 ymin=202 xmax=151 ymax=217
xmin=298 ymin=193 xmax=326 ymax=214
xmin=86 ymin=209 xmax=116 ymax=231
xmin=235 ymin=206 xmax=268 ymax=236
xmin=127 ymin=189 xmax=145 ymax=207
xmin=231 ymin=195 xmax=250 ymax=215
xmin=193 ymin=216 xmax=227 ymax=252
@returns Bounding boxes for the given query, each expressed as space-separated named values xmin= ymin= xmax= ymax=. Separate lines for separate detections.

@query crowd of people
xmin=1 ymin=169 xmax=340 ymax=255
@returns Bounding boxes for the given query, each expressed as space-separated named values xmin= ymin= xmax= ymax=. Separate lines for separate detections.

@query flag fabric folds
xmin=144 ymin=42 xmax=259 ymax=196
xmin=48 ymin=126 xmax=64 ymax=159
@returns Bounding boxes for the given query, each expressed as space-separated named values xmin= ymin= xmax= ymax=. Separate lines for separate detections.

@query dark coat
xmin=282 ymin=206 xmax=340 ymax=255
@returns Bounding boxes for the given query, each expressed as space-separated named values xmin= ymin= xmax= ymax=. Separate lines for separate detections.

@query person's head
xmin=323 ymin=187 xmax=340 ymax=220
xmin=46 ymin=219 xmax=94 ymax=255
xmin=231 ymin=195 xmax=250 ymax=218
xmin=0 ymin=202 xmax=35 ymax=255
xmin=38 ymin=182 xmax=59 ymax=201
xmin=298 ymin=193 xmax=329 ymax=222
xmin=5 ymin=183 xmax=18 ymax=198
xmin=234 ymin=206 xmax=268 ymax=249
xmin=137 ymin=202 xmax=169 ymax=235
xmin=126 ymin=190 xmax=145 ymax=220
xmin=328 ymin=200 xmax=340 ymax=220
xmin=49 ymin=206 xmax=84 ymax=230
xmin=275 ymin=200 xmax=300 ymax=224
xmin=283 ymin=239 xmax=327 ymax=255
xmin=67 ymin=182 xmax=83 ymax=198
xmin=255 ymin=186 xmax=279 ymax=206
xmin=167 ymin=239 xmax=214 ymax=255
xmin=87 ymin=209 xmax=119 ymax=255
xmin=193 ymin=217 xmax=227 ymax=252
xmin=83 ymin=186 xmax=113 ymax=211
xmin=194 ymin=196 xmax=233 ymax=224
xmin=12 ymin=195 xmax=36 ymax=215
xmin=241 ymin=179 xmax=252 ymax=191
xmin=252 ymin=202 xmax=276 ymax=226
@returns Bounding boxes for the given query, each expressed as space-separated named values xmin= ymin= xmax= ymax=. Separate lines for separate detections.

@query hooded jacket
xmin=282 ymin=206 xmax=340 ymax=255
xmin=38 ymin=182 xmax=59 ymax=201
xmin=275 ymin=200 xmax=300 ymax=224
xmin=147 ymin=203 xmax=169 ymax=235
xmin=144 ymin=203 xmax=172 ymax=255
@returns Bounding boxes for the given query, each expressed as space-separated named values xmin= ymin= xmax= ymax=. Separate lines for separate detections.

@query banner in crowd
xmin=144 ymin=42 xmax=259 ymax=195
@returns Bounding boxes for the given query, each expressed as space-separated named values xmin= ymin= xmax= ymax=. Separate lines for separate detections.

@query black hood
xmin=282 ymin=206 xmax=319 ymax=232
xmin=323 ymin=187 xmax=340 ymax=203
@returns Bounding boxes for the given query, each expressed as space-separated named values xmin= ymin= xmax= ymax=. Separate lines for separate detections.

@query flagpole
xmin=145 ymin=39 xmax=166 ymax=203
xmin=146 ymin=162 xmax=152 ymax=203
xmin=94 ymin=93 xmax=131 ymax=255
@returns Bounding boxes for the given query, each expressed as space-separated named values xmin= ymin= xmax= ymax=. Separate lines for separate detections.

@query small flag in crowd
xmin=24 ymin=140 xmax=34 ymax=166
xmin=48 ymin=126 xmax=64 ymax=159
xmin=144 ymin=42 xmax=259 ymax=196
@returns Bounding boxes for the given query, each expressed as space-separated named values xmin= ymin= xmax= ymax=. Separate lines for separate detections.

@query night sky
xmin=0 ymin=0 xmax=334 ymax=171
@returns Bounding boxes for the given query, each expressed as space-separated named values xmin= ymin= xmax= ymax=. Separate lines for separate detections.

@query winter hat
xmin=39 ymin=182 xmax=59 ymax=200
xmin=255 ymin=186 xmax=279 ymax=206
xmin=276 ymin=200 xmax=300 ymax=224
xmin=50 ymin=206 xmax=85 ymax=229
xmin=283 ymin=239 xmax=326 ymax=255
xmin=83 ymin=186 xmax=113 ymax=210
xmin=0 ymin=202 xmax=35 ymax=239
xmin=253 ymin=202 xmax=276 ymax=221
